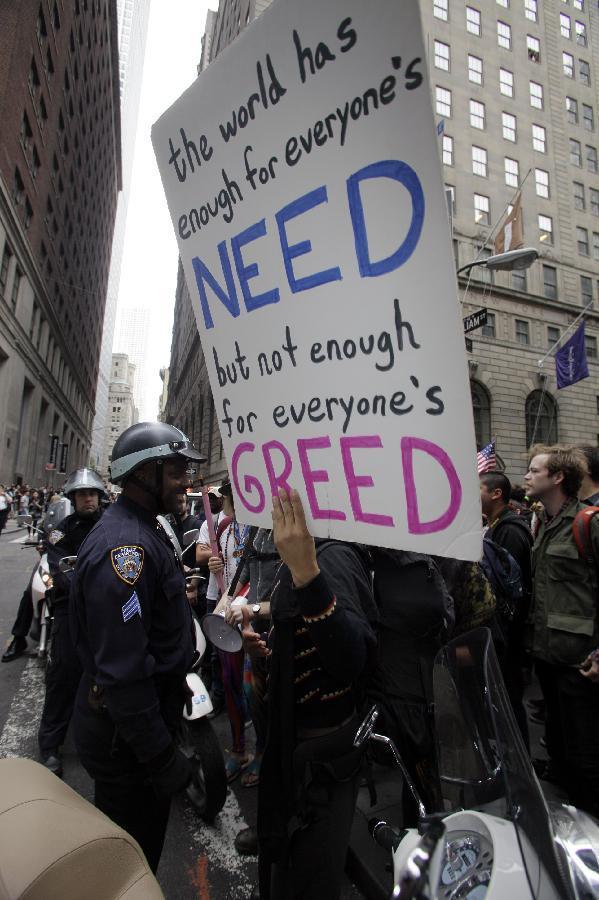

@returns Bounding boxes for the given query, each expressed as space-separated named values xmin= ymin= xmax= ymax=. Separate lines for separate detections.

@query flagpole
xmin=537 ymin=300 xmax=593 ymax=368
xmin=460 ymin=170 xmax=533 ymax=305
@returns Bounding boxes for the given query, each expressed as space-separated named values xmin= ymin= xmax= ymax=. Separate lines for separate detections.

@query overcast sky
xmin=116 ymin=0 xmax=214 ymax=420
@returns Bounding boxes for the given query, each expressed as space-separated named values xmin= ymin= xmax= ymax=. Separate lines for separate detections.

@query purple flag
xmin=555 ymin=321 xmax=589 ymax=389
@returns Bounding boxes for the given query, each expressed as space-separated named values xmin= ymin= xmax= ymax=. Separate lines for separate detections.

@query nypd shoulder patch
xmin=122 ymin=591 xmax=142 ymax=623
xmin=111 ymin=545 xmax=144 ymax=585
xmin=48 ymin=529 xmax=64 ymax=546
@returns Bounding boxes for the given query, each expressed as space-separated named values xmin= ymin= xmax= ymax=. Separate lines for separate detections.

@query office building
xmin=100 ymin=351 xmax=137 ymax=475
xmin=165 ymin=0 xmax=599 ymax=482
xmin=0 ymin=0 xmax=122 ymax=484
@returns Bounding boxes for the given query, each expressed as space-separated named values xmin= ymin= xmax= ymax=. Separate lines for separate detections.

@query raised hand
xmin=271 ymin=487 xmax=319 ymax=588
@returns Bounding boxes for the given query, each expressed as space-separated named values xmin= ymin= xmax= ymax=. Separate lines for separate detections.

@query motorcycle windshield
xmin=433 ymin=628 xmax=573 ymax=900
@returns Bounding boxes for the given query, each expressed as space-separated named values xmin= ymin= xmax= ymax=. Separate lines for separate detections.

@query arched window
xmin=526 ymin=390 xmax=558 ymax=448
xmin=470 ymin=380 xmax=491 ymax=449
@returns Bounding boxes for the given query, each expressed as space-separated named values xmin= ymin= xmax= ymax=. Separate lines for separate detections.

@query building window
xmin=10 ymin=267 xmax=21 ymax=310
xmin=577 ymin=225 xmax=590 ymax=255
xmin=499 ymin=67 xmax=514 ymax=96
xmin=525 ymin=0 xmax=538 ymax=21
xmin=0 ymin=243 xmax=12 ymax=297
xmin=543 ymin=264 xmax=558 ymax=299
xmin=581 ymin=275 xmax=593 ymax=304
xmin=472 ymin=145 xmax=488 ymax=176
xmin=505 ymin=157 xmax=519 ymax=187
xmin=497 ymin=0 xmax=509 ymax=6
xmin=587 ymin=145 xmax=598 ymax=172
xmin=570 ymin=138 xmax=582 ymax=166
xmin=529 ymin=81 xmax=543 ymax=109
xmin=532 ymin=123 xmax=546 ymax=152
xmin=474 ymin=193 xmax=490 ymax=224
xmin=445 ymin=184 xmax=456 ymax=215
xmin=548 ymin=326 xmax=561 ymax=348
xmin=497 ymin=20 xmax=511 ymax=49
xmin=563 ymin=51 xmax=574 ymax=77
xmin=434 ymin=0 xmax=448 ymax=20
xmin=527 ymin=35 xmax=540 ymax=62
xmin=539 ymin=214 xmax=554 ymax=244
xmin=566 ymin=96 xmax=579 ymax=124
xmin=583 ymin=104 xmax=594 ymax=131
xmin=515 ymin=319 xmax=530 ymax=345
xmin=526 ymin=391 xmax=558 ymax=447
xmin=482 ymin=312 xmax=496 ymax=337
xmin=12 ymin=168 xmax=25 ymax=207
xmin=574 ymin=0 xmax=585 ymax=9
xmin=560 ymin=13 xmax=571 ymax=39
xmin=535 ymin=168 xmax=549 ymax=198
xmin=576 ymin=21 xmax=587 ymax=46
xmin=591 ymin=189 xmax=599 ymax=217
xmin=580 ymin=59 xmax=590 ymax=85
xmin=512 ymin=269 xmax=527 ymax=292
xmin=502 ymin=112 xmax=517 ymax=141
xmin=467 ymin=6 xmax=481 ymax=35
xmin=442 ymin=134 xmax=453 ymax=165
xmin=471 ymin=381 xmax=491 ymax=448
xmin=574 ymin=181 xmax=586 ymax=210
xmin=434 ymin=40 xmax=450 ymax=70
xmin=468 ymin=54 xmax=483 ymax=84
xmin=436 ymin=86 xmax=452 ymax=116
xmin=470 ymin=99 xmax=485 ymax=129
xmin=587 ymin=336 xmax=597 ymax=359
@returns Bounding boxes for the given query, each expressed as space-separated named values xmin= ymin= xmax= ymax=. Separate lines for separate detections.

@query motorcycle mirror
xmin=182 ymin=528 xmax=200 ymax=547
xmin=353 ymin=705 xmax=379 ymax=749
xmin=201 ymin=613 xmax=243 ymax=653
xmin=58 ymin=556 xmax=77 ymax=573
xmin=17 ymin=514 xmax=33 ymax=526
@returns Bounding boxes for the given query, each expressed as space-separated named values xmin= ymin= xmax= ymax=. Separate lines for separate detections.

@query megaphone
xmin=201 ymin=611 xmax=243 ymax=653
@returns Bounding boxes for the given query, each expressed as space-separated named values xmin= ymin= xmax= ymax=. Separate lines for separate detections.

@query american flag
xmin=477 ymin=441 xmax=496 ymax=474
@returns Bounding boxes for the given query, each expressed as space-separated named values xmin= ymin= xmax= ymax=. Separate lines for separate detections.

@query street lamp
xmin=457 ymin=247 xmax=539 ymax=278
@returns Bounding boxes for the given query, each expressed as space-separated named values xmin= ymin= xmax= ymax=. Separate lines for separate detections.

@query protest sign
xmin=152 ymin=0 xmax=482 ymax=559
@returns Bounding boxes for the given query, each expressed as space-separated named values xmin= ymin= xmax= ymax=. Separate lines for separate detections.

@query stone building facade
xmin=0 ymin=0 xmax=122 ymax=485
xmin=100 ymin=351 xmax=136 ymax=477
xmin=165 ymin=0 xmax=599 ymax=485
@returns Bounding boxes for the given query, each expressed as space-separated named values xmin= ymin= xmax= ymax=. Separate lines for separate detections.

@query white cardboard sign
xmin=152 ymin=0 xmax=482 ymax=559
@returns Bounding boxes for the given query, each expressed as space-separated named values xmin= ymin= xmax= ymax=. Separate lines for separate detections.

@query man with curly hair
xmin=524 ymin=443 xmax=599 ymax=816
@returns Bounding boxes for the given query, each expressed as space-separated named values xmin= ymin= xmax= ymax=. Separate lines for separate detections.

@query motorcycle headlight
xmin=549 ymin=802 xmax=599 ymax=898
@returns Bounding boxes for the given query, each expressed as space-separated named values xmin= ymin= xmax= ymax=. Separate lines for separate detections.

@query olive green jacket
xmin=529 ymin=498 xmax=599 ymax=665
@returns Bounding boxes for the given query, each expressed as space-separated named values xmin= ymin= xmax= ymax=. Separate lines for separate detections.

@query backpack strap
xmin=216 ymin=514 xmax=233 ymax=543
xmin=572 ymin=506 xmax=599 ymax=564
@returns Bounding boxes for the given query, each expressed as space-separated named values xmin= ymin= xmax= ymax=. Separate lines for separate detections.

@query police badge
xmin=111 ymin=545 xmax=144 ymax=585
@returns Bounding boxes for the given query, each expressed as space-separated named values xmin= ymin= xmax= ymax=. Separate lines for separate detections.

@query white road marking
xmin=183 ymin=790 xmax=253 ymax=894
xmin=0 ymin=657 xmax=45 ymax=758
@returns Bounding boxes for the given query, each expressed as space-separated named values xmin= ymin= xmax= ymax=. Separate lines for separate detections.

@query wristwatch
xmin=252 ymin=603 xmax=261 ymax=616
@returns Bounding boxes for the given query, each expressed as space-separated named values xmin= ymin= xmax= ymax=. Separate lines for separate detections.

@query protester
xmin=196 ymin=485 xmax=226 ymax=714
xmin=578 ymin=444 xmax=599 ymax=506
xmin=524 ymin=443 xmax=599 ymax=816
xmin=479 ymin=471 xmax=533 ymax=748
xmin=256 ymin=487 xmax=377 ymax=900
xmin=0 ymin=485 xmax=11 ymax=536
xmin=69 ymin=422 xmax=204 ymax=873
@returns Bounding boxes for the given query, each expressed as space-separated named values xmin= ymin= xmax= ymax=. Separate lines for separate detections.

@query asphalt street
xmin=0 ymin=519 xmax=365 ymax=900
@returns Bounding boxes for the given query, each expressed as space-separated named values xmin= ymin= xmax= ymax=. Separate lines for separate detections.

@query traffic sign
xmin=463 ymin=308 xmax=488 ymax=334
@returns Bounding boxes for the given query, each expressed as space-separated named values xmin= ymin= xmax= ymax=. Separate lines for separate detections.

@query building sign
xmin=48 ymin=435 xmax=59 ymax=468
xmin=152 ymin=0 xmax=481 ymax=559
xmin=58 ymin=443 xmax=69 ymax=475
xmin=463 ymin=308 xmax=488 ymax=334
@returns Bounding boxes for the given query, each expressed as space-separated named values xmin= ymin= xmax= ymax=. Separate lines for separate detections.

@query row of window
xmin=472 ymin=384 xmax=559 ymax=452
xmin=435 ymin=0 xmax=586 ymax=25
xmin=478 ymin=312 xmax=598 ymax=354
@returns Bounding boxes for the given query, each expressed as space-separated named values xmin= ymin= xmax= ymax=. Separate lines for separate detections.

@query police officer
xmin=69 ymin=422 xmax=205 ymax=873
xmin=38 ymin=468 xmax=107 ymax=776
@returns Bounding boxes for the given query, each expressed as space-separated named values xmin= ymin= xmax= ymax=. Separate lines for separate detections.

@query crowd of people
xmin=2 ymin=422 xmax=599 ymax=899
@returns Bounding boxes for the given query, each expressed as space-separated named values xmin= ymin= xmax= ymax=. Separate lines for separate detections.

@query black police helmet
xmin=109 ymin=422 xmax=205 ymax=485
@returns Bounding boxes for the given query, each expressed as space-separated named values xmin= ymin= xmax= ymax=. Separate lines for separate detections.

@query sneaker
xmin=42 ymin=751 xmax=63 ymax=778
xmin=1 ymin=637 xmax=27 ymax=663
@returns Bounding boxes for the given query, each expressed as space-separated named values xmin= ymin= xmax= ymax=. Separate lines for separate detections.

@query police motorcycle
xmin=357 ymin=628 xmax=599 ymax=900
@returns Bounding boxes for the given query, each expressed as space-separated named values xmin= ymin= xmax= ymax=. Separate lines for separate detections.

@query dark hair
xmin=510 ymin=484 xmax=526 ymax=502
xmin=528 ymin=443 xmax=586 ymax=497
xmin=577 ymin=445 xmax=599 ymax=483
xmin=479 ymin=471 xmax=511 ymax=503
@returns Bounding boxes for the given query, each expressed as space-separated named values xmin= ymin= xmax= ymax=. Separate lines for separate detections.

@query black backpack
xmin=480 ymin=536 xmax=524 ymax=625
xmin=373 ymin=549 xmax=455 ymax=641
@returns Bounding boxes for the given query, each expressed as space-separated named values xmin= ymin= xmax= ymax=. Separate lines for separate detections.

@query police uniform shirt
xmin=69 ymin=494 xmax=194 ymax=763
xmin=46 ymin=511 xmax=102 ymax=604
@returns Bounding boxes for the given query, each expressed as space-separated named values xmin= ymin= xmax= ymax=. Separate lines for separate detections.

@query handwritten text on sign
xmin=152 ymin=0 xmax=482 ymax=559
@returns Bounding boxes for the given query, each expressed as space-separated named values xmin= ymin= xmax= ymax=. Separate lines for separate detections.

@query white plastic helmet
xmin=62 ymin=468 xmax=107 ymax=499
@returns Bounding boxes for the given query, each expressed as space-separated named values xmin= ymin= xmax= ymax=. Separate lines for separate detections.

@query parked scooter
xmin=17 ymin=513 xmax=53 ymax=658
xmin=358 ymin=628 xmax=599 ymax=899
